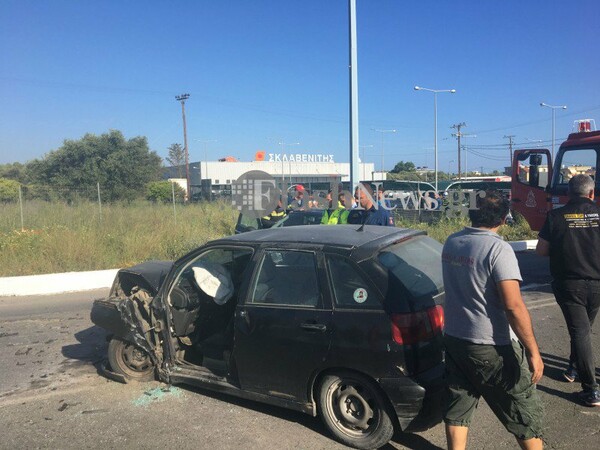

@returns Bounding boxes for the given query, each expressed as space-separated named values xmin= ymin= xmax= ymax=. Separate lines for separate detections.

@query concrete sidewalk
xmin=0 ymin=240 xmax=539 ymax=297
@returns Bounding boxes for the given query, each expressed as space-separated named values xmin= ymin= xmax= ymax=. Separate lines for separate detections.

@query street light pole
xmin=359 ymin=145 xmax=373 ymax=181
xmin=414 ymin=86 xmax=456 ymax=192
xmin=278 ymin=141 xmax=300 ymax=192
xmin=194 ymin=139 xmax=217 ymax=200
xmin=372 ymin=129 xmax=396 ymax=178
xmin=175 ymin=94 xmax=191 ymax=200
xmin=540 ymin=102 xmax=567 ymax=161
xmin=461 ymin=133 xmax=477 ymax=177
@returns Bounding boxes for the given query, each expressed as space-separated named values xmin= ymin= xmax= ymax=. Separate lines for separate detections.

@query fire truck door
xmin=511 ymin=149 xmax=552 ymax=231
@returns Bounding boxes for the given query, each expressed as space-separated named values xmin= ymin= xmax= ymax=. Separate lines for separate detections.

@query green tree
xmin=0 ymin=178 xmax=20 ymax=202
xmin=166 ymin=143 xmax=185 ymax=178
xmin=146 ymin=180 xmax=185 ymax=203
xmin=391 ymin=161 xmax=416 ymax=173
xmin=26 ymin=130 xmax=163 ymax=202
xmin=0 ymin=162 xmax=26 ymax=182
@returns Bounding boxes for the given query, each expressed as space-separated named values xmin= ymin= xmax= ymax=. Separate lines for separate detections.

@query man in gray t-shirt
xmin=443 ymin=227 xmax=521 ymax=345
xmin=442 ymin=191 xmax=544 ymax=450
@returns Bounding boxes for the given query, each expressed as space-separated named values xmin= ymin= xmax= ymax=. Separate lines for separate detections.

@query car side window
xmin=250 ymin=250 xmax=320 ymax=307
xmin=327 ymin=255 xmax=381 ymax=309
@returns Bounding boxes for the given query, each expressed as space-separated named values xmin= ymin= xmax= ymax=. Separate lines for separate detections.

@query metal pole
xmin=176 ymin=94 xmax=191 ymax=201
xmin=281 ymin=148 xmax=285 ymax=193
xmin=171 ymin=181 xmax=177 ymax=224
xmin=362 ymin=146 xmax=365 ymax=181
xmin=349 ymin=0 xmax=360 ymax=193
xmin=18 ymin=185 xmax=24 ymax=232
xmin=182 ymin=102 xmax=190 ymax=200
xmin=434 ymin=92 xmax=438 ymax=192
xmin=552 ymin=108 xmax=556 ymax=161
xmin=97 ymin=182 xmax=102 ymax=221
xmin=205 ymin=149 xmax=208 ymax=200
xmin=541 ymin=102 xmax=566 ymax=163
xmin=504 ymin=135 xmax=515 ymax=168
xmin=380 ymin=132 xmax=384 ymax=175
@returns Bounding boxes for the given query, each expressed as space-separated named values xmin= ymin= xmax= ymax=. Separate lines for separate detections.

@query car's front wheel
xmin=317 ymin=371 xmax=395 ymax=449
xmin=107 ymin=338 xmax=155 ymax=381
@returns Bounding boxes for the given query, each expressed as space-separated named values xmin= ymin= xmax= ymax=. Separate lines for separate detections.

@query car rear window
xmin=281 ymin=211 xmax=323 ymax=227
xmin=378 ymin=236 xmax=444 ymax=300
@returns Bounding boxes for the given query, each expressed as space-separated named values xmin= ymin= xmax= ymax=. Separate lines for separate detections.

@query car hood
xmin=116 ymin=260 xmax=174 ymax=295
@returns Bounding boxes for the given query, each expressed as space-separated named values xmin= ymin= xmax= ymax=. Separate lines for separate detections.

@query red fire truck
xmin=511 ymin=119 xmax=599 ymax=231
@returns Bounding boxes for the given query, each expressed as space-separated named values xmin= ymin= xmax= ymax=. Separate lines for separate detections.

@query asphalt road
xmin=0 ymin=252 xmax=599 ymax=449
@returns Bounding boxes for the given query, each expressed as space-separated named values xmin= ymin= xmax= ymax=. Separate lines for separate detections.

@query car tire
xmin=107 ymin=338 xmax=155 ymax=381
xmin=317 ymin=371 xmax=395 ymax=449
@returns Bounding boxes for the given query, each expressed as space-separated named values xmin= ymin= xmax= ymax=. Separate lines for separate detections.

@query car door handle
xmin=300 ymin=323 xmax=327 ymax=332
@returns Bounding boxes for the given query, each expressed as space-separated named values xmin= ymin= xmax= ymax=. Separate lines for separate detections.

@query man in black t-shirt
xmin=537 ymin=174 xmax=600 ymax=407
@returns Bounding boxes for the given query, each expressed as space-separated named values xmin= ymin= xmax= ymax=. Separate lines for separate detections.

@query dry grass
xmin=0 ymin=200 xmax=238 ymax=276
xmin=0 ymin=200 xmax=536 ymax=277
xmin=395 ymin=212 xmax=537 ymax=243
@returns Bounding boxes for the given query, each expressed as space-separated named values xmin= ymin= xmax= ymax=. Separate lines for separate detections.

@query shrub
xmin=146 ymin=181 xmax=185 ymax=203
xmin=0 ymin=178 xmax=20 ymax=202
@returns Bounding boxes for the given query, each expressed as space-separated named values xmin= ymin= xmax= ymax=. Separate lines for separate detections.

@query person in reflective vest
xmin=321 ymin=192 xmax=349 ymax=225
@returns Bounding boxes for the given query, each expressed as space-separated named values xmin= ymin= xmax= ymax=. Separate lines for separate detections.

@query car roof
xmin=215 ymin=225 xmax=423 ymax=261
xmin=287 ymin=209 xmax=324 ymax=216
xmin=445 ymin=180 xmax=511 ymax=189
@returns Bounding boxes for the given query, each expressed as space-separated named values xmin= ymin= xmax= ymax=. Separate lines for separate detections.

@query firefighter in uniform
xmin=261 ymin=198 xmax=286 ymax=228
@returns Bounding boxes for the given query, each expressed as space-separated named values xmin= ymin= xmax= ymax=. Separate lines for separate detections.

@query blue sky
xmin=1 ymin=0 xmax=599 ymax=173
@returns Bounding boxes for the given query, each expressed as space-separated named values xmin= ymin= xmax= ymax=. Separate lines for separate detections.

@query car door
xmin=511 ymin=149 xmax=552 ymax=230
xmin=233 ymin=249 xmax=333 ymax=401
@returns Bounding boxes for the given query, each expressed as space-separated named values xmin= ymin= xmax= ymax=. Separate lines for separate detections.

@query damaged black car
xmin=91 ymin=225 xmax=445 ymax=449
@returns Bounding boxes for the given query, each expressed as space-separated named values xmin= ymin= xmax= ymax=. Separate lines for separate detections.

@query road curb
xmin=508 ymin=239 xmax=538 ymax=252
xmin=0 ymin=269 xmax=119 ymax=297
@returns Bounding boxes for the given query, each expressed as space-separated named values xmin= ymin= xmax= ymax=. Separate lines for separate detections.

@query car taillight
xmin=391 ymin=305 xmax=444 ymax=345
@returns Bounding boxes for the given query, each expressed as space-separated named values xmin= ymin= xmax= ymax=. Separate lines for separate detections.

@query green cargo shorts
xmin=443 ymin=335 xmax=544 ymax=440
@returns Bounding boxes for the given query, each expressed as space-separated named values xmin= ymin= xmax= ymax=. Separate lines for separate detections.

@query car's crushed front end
xmin=90 ymin=261 xmax=173 ymax=382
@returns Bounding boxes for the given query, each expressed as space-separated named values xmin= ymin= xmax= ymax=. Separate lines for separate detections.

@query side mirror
xmin=530 ymin=154 xmax=542 ymax=166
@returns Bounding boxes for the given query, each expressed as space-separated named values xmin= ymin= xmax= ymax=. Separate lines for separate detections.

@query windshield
xmin=378 ymin=236 xmax=444 ymax=300
xmin=553 ymin=147 xmax=598 ymax=187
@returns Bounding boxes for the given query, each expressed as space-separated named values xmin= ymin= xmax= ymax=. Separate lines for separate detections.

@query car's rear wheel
xmin=317 ymin=371 xmax=395 ymax=449
xmin=107 ymin=338 xmax=155 ymax=381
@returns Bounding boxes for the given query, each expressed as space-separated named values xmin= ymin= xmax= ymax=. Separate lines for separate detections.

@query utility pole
xmin=504 ymin=135 xmax=515 ymax=169
xmin=451 ymin=122 xmax=466 ymax=179
xmin=176 ymin=94 xmax=191 ymax=200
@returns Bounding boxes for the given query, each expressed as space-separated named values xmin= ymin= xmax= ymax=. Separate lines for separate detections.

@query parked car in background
xmin=383 ymin=180 xmax=437 ymax=201
xmin=91 ymin=225 xmax=446 ymax=449
xmin=442 ymin=180 xmax=512 ymax=199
